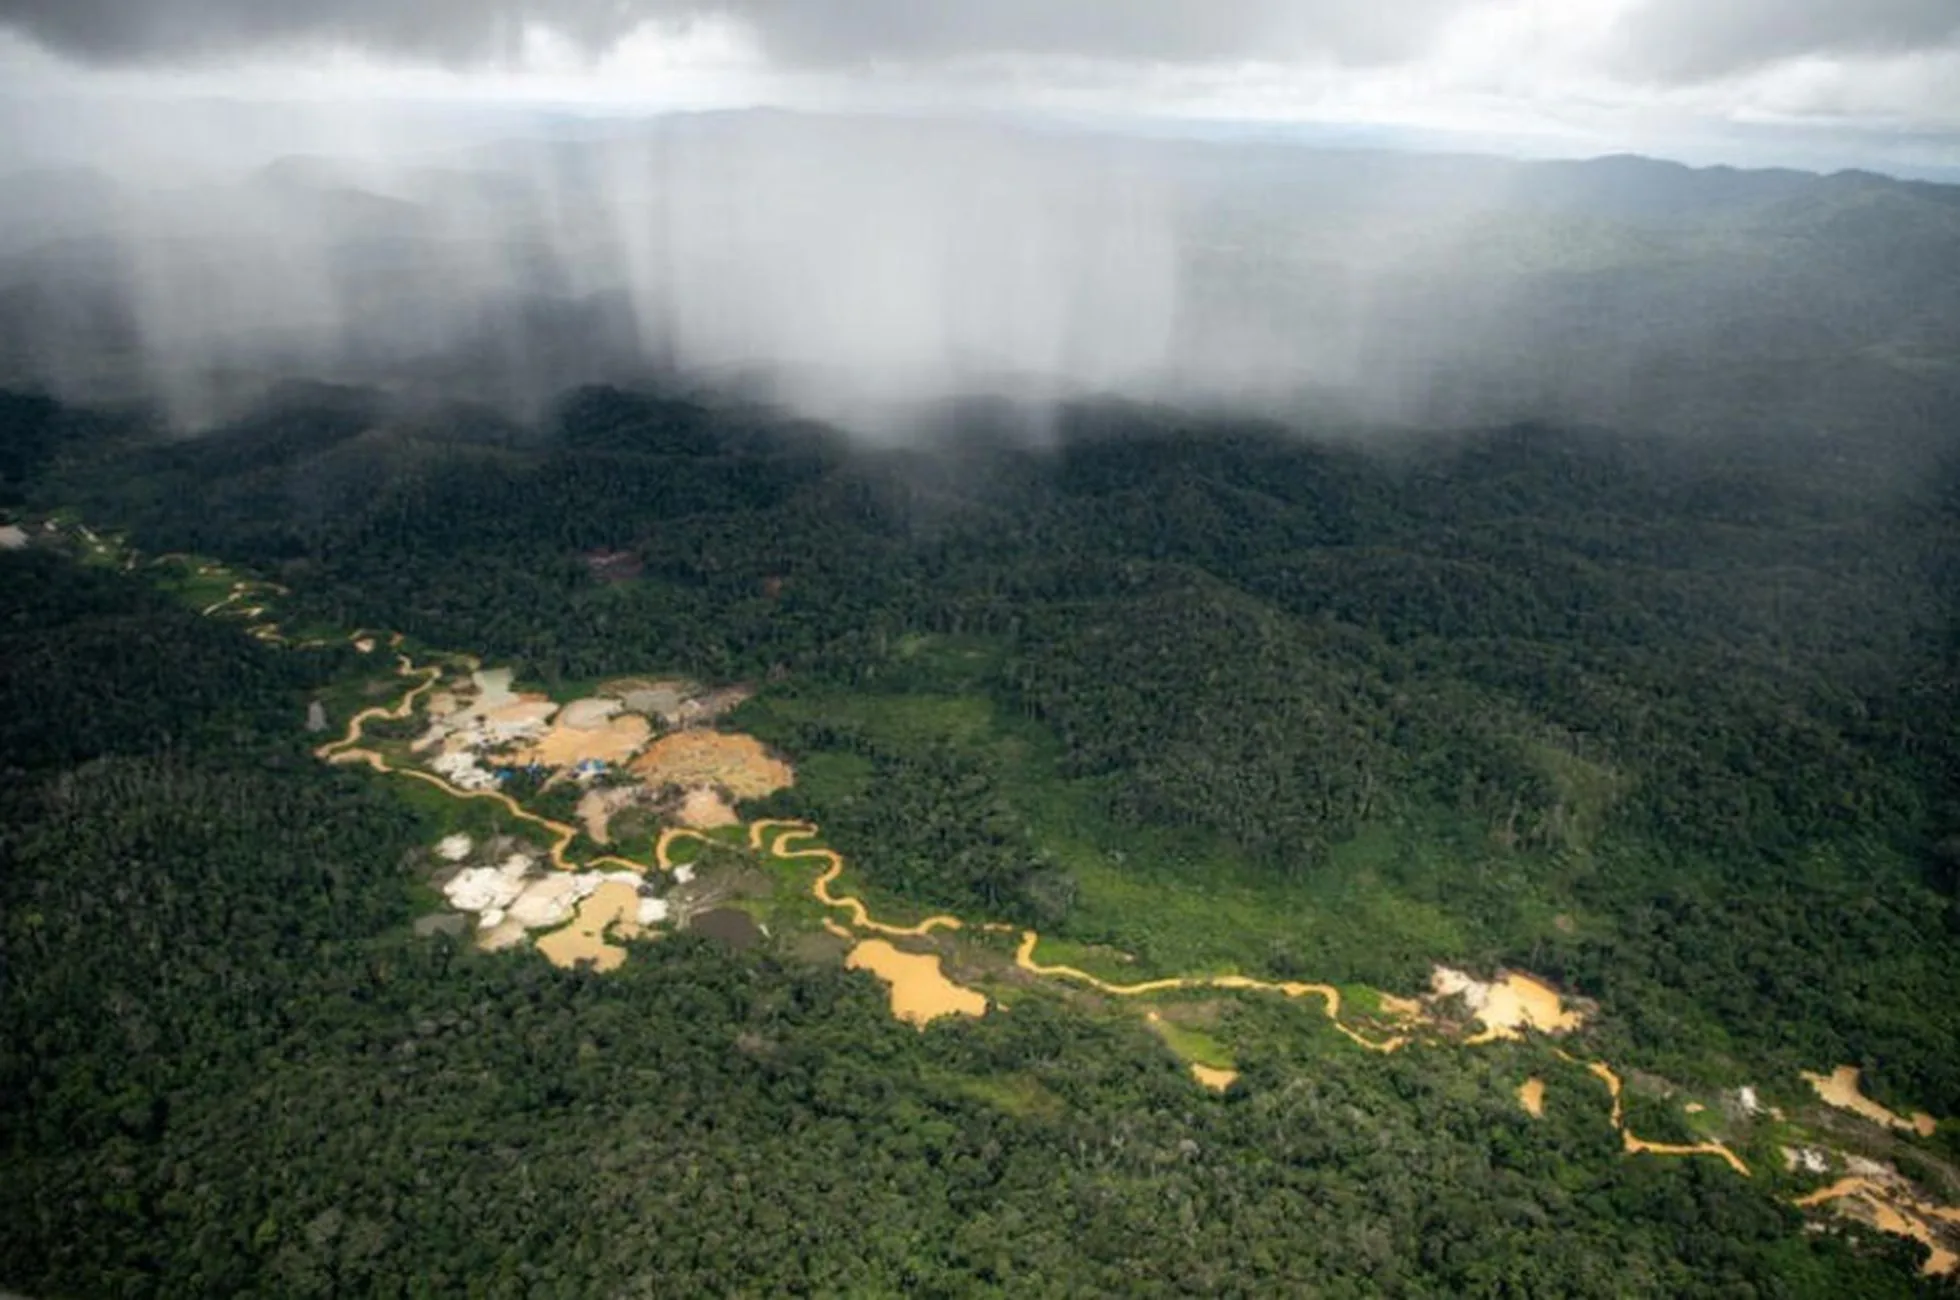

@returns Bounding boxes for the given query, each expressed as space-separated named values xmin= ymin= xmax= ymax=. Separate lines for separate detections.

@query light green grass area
xmin=156 ymin=569 xmax=241 ymax=612
xmin=384 ymin=772 xmax=558 ymax=850
xmin=759 ymin=690 xmax=996 ymax=748
xmin=788 ymin=751 xmax=875 ymax=805
xmin=743 ymin=669 xmax=1519 ymax=993
xmin=1151 ymin=1018 xmax=1236 ymax=1071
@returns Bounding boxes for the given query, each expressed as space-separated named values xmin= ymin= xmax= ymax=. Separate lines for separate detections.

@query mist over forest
xmin=8 ymin=4 xmax=1960 ymax=1293
xmin=4 ymin=109 xmax=1959 ymax=444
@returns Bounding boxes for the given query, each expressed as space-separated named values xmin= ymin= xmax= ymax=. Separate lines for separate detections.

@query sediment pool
xmin=535 ymin=881 xmax=644 ymax=972
xmin=845 ymin=938 xmax=987 ymax=1027
xmin=1801 ymin=1065 xmax=1937 ymax=1137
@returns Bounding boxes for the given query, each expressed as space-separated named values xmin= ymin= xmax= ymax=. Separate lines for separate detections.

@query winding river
xmin=71 ymin=523 xmax=1960 ymax=1270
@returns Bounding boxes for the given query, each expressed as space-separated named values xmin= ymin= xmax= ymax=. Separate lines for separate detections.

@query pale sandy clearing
xmin=443 ymin=856 xmax=535 ymax=912
xmin=560 ymin=698 xmax=622 ymax=730
xmin=576 ymin=785 xmax=649 ymax=845
xmin=484 ymin=699 xmax=559 ymax=732
xmin=470 ymin=668 xmax=517 ymax=711
xmin=678 ymin=785 xmax=740 ymax=828
xmin=516 ymin=712 xmax=651 ymax=769
xmin=1431 ymin=966 xmax=1585 ymax=1042
xmin=1191 ymin=1064 xmax=1240 ymax=1091
xmin=504 ymin=873 xmax=584 ymax=930
xmin=619 ymin=681 xmax=693 ymax=721
xmin=1518 ymin=1077 xmax=1546 ymax=1118
xmin=477 ymin=918 xmax=532 ymax=952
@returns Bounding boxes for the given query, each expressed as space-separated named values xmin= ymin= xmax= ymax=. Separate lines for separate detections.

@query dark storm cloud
xmin=1613 ymin=0 xmax=1960 ymax=81
xmin=0 ymin=0 xmax=637 ymax=64
xmin=0 ymin=0 xmax=1457 ymax=68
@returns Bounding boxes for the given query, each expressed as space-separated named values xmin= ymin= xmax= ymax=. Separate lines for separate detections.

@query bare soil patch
xmin=517 ymin=712 xmax=651 ymax=768
xmin=677 ymin=785 xmax=740 ymax=828
xmin=1518 ymin=1077 xmax=1546 ymax=1118
xmin=631 ymin=731 xmax=793 ymax=800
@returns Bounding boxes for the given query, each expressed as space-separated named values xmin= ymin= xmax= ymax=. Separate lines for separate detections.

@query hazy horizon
xmin=0 ymin=2 xmax=1957 ymax=435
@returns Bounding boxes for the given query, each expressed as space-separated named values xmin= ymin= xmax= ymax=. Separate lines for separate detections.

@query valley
xmin=44 ymin=513 xmax=1960 ymax=1276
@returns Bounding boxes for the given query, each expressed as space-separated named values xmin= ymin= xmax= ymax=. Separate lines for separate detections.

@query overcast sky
xmin=1 ymin=0 xmax=1957 ymax=174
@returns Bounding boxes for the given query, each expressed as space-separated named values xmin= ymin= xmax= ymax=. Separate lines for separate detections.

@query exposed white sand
xmin=505 ymin=874 xmax=582 ymax=929
xmin=0 ymin=524 xmax=29 ymax=550
xmin=436 ymin=834 xmax=474 ymax=862
xmin=443 ymin=856 xmax=534 ymax=912
xmin=430 ymin=750 xmax=500 ymax=792
xmin=471 ymin=668 xmax=517 ymax=711
xmin=561 ymin=698 xmax=622 ymax=730
xmin=1430 ymin=966 xmax=1583 ymax=1040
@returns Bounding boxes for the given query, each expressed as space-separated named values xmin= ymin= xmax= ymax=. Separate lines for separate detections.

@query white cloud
xmin=0 ymin=1 xmax=1955 ymax=173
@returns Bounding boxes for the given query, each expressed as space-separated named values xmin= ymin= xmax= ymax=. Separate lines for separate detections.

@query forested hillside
xmin=4 ymin=383 xmax=1960 ymax=1293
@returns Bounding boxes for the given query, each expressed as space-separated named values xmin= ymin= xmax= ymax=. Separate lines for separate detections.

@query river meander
xmin=60 ymin=521 xmax=1960 ymax=1273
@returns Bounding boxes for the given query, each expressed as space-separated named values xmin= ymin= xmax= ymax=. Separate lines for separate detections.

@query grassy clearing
xmin=384 ymin=773 xmax=558 ymax=851
xmin=1151 ymin=1017 xmax=1236 ymax=1071
xmin=744 ymin=678 xmax=1522 ymax=992
xmin=156 ymin=570 xmax=241 ymax=612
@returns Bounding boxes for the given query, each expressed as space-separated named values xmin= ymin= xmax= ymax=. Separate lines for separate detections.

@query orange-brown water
xmin=1587 ymin=1062 xmax=1750 ymax=1176
xmin=750 ymin=820 xmax=1404 ymax=1052
xmin=845 ymin=939 xmax=987 ymax=1027
xmin=1796 ymin=1177 xmax=1959 ymax=1276
xmin=535 ymin=881 xmax=643 ymax=973
xmin=1801 ymin=1066 xmax=1937 ymax=1137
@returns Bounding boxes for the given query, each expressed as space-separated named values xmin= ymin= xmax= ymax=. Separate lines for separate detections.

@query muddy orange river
xmin=1797 ymin=1178 xmax=1959 ymax=1276
xmin=132 ymin=526 xmax=1960 ymax=1229
xmin=312 ymin=655 xmax=685 ymax=881
xmin=172 ymin=530 xmax=1960 ymax=1273
xmin=1584 ymin=1062 xmax=1751 ymax=1176
xmin=1801 ymin=1066 xmax=1938 ymax=1138
xmin=749 ymin=818 xmax=1410 ymax=1050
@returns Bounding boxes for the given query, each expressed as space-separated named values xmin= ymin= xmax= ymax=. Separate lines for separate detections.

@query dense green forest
xmin=4 ymin=382 xmax=1960 ymax=1293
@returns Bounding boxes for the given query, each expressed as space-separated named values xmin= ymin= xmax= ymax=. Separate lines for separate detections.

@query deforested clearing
xmin=630 ymin=731 xmax=793 ymax=800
